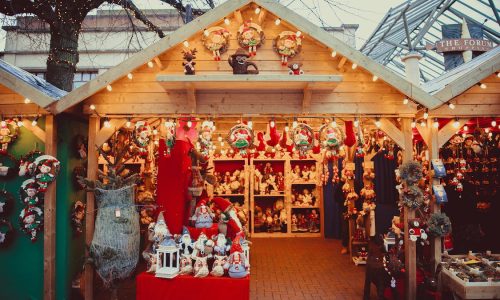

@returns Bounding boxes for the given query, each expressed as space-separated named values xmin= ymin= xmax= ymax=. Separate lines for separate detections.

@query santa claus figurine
xmin=211 ymin=197 xmax=244 ymax=239
xmin=36 ymin=160 xmax=56 ymax=192
xmin=191 ymin=199 xmax=214 ymax=229
xmin=225 ymin=238 xmax=249 ymax=278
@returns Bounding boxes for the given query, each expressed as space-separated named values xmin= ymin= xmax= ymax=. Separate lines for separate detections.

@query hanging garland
xmin=0 ymin=189 xmax=14 ymax=215
xmin=202 ymin=26 xmax=230 ymax=61
xmin=399 ymin=161 xmax=423 ymax=185
xmin=237 ymin=21 xmax=264 ymax=56
xmin=400 ymin=185 xmax=424 ymax=209
xmin=273 ymin=31 xmax=302 ymax=66
xmin=291 ymin=123 xmax=314 ymax=158
xmin=0 ymin=218 xmax=13 ymax=246
xmin=0 ymin=119 xmax=20 ymax=154
xmin=227 ymin=124 xmax=254 ymax=157
xmin=427 ymin=212 xmax=452 ymax=237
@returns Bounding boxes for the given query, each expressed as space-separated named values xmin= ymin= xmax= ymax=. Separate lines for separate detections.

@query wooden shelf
xmin=291 ymin=182 xmax=318 ymax=185
xmin=156 ymin=74 xmax=343 ymax=91
xmin=214 ymin=158 xmax=246 ymax=162
xmin=214 ymin=193 xmax=245 ymax=197
xmin=291 ymin=206 xmax=320 ymax=209
xmin=254 ymin=194 xmax=285 ymax=197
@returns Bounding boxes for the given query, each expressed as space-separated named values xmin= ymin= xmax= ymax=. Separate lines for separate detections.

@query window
xmin=26 ymin=70 xmax=98 ymax=89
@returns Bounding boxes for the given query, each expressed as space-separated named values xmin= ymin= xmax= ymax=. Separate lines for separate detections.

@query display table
xmin=136 ymin=272 xmax=250 ymax=300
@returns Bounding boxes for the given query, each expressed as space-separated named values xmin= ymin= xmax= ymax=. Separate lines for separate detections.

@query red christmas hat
xmin=211 ymin=197 xmax=232 ymax=212
xmin=196 ymin=198 xmax=209 ymax=208
xmin=230 ymin=238 xmax=243 ymax=254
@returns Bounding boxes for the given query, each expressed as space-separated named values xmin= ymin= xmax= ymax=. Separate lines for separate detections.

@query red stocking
xmin=344 ymin=120 xmax=356 ymax=147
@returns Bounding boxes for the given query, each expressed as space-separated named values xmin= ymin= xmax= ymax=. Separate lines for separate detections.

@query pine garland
xmin=427 ymin=212 xmax=452 ymax=237
xmin=401 ymin=185 xmax=424 ymax=209
xmin=399 ymin=161 xmax=423 ymax=185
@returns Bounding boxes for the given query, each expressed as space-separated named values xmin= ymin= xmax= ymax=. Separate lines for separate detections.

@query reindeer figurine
xmin=182 ymin=48 xmax=198 ymax=75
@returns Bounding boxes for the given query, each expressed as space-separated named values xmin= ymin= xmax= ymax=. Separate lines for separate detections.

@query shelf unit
xmin=250 ymin=156 xmax=324 ymax=237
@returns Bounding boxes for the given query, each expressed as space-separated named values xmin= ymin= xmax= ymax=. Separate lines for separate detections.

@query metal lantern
xmin=155 ymin=238 xmax=180 ymax=279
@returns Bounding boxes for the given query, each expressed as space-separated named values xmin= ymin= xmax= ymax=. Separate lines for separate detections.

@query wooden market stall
xmin=33 ymin=0 xmax=498 ymax=299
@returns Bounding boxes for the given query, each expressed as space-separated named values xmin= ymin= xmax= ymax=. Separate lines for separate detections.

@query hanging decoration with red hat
xmin=228 ymin=123 xmax=254 ymax=157
xmin=237 ymin=21 xmax=264 ymax=56
xmin=133 ymin=121 xmax=152 ymax=157
xmin=19 ymin=206 xmax=43 ymax=242
xmin=226 ymin=235 xmax=250 ymax=278
xmin=319 ymin=122 xmax=346 ymax=161
xmin=32 ymin=155 xmax=60 ymax=193
xmin=0 ymin=118 xmax=19 ymax=154
xmin=273 ymin=31 xmax=302 ymax=66
xmin=199 ymin=120 xmax=215 ymax=159
xmin=163 ymin=119 xmax=176 ymax=156
xmin=202 ymin=26 xmax=230 ymax=61
xmin=291 ymin=123 xmax=314 ymax=159
xmin=190 ymin=198 xmax=215 ymax=229
xmin=20 ymin=179 xmax=41 ymax=206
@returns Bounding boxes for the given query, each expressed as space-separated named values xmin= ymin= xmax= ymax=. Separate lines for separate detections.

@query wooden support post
xmin=22 ymin=119 xmax=46 ymax=142
xmin=302 ymin=88 xmax=312 ymax=114
xmin=257 ymin=9 xmax=267 ymax=25
xmin=337 ymin=57 xmax=347 ymax=70
xmin=153 ymin=57 xmax=164 ymax=70
xmin=438 ymin=118 xmax=468 ymax=149
xmin=85 ymin=116 xmax=100 ymax=300
xmin=379 ymin=118 xmax=405 ymax=151
xmin=187 ymin=84 xmax=196 ymax=113
xmin=44 ymin=115 xmax=57 ymax=300
xmin=427 ymin=119 xmax=441 ymax=272
xmin=401 ymin=118 xmax=416 ymax=300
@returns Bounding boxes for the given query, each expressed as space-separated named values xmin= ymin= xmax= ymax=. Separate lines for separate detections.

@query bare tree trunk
xmin=46 ymin=22 xmax=80 ymax=91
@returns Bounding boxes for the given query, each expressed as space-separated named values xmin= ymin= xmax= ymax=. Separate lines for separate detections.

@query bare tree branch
xmin=0 ymin=0 xmax=57 ymax=25
xmin=108 ymin=0 xmax=165 ymax=38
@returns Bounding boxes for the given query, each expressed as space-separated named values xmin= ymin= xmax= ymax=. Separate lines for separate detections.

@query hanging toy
xmin=228 ymin=124 xmax=254 ymax=157
xmin=319 ymin=123 xmax=346 ymax=160
xmin=202 ymin=27 xmax=230 ymax=61
xmin=182 ymin=48 xmax=198 ymax=75
xmin=163 ymin=120 xmax=176 ymax=156
xmin=274 ymin=31 xmax=302 ymax=66
xmin=291 ymin=123 xmax=314 ymax=159
xmin=0 ymin=119 xmax=19 ymax=154
xmin=134 ymin=121 xmax=152 ymax=157
xmin=199 ymin=120 xmax=215 ymax=159
xmin=19 ymin=206 xmax=43 ymax=242
xmin=32 ymin=155 xmax=60 ymax=193
xmin=20 ymin=179 xmax=41 ymax=206
xmin=237 ymin=21 xmax=264 ymax=56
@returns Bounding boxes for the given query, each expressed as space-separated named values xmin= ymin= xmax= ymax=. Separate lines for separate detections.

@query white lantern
xmin=241 ymin=239 xmax=250 ymax=266
xmin=155 ymin=239 xmax=180 ymax=279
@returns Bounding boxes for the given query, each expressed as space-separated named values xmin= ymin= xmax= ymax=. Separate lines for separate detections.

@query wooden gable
xmin=83 ymin=2 xmax=418 ymax=116
xmin=0 ymin=84 xmax=50 ymax=115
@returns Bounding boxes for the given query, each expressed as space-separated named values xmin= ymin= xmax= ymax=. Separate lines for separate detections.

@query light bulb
xmin=89 ymin=104 xmax=96 ymax=110
xmin=463 ymin=125 xmax=468 ymax=131
xmin=154 ymin=140 xmax=159 ymax=145
xmin=187 ymin=120 xmax=192 ymax=128
xmin=375 ymin=119 xmax=381 ymax=128
xmin=212 ymin=145 xmax=217 ymax=150
xmin=271 ymin=148 xmax=276 ymax=153
xmin=270 ymin=120 xmax=275 ymax=128
xmin=453 ymin=120 xmax=460 ymax=129
xmin=127 ymin=73 xmax=133 ymax=80
xmin=403 ymin=98 xmax=409 ymax=105
xmin=331 ymin=51 xmax=337 ymax=58
xmin=292 ymin=120 xmax=298 ymax=128
xmin=221 ymin=150 xmax=226 ymax=155
xmin=106 ymin=84 xmax=112 ymax=91
xmin=204 ymin=29 xmax=209 ymax=36
xmin=372 ymin=75 xmax=378 ymax=82
xmin=275 ymin=18 xmax=281 ymax=25
xmin=247 ymin=121 xmax=253 ymax=128
xmin=423 ymin=111 xmax=429 ymax=119
xmin=485 ymin=128 xmax=490 ymax=133
xmin=31 ymin=119 xmax=37 ymax=127
xmin=24 ymin=98 xmax=31 ymax=104
xmin=17 ymin=119 xmax=23 ymax=127
xmin=354 ymin=119 xmax=359 ymax=127
xmin=285 ymin=126 xmax=289 ymax=132
xmin=183 ymin=40 xmax=189 ymax=47
xmin=411 ymin=120 xmax=416 ymax=128
xmin=255 ymin=7 xmax=261 ymax=14
xmin=126 ymin=120 xmax=131 ymax=128
xmin=492 ymin=120 xmax=497 ymax=127
xmin=480 ymin=83 xmax=487 ymax=89
xmin=433 ymin=119 xmax=439 ymax=128
xmin=331 ymin=120 xmax=337 ymax=128
xmin=420 ymin=120 xmax=426 ymax=127
xmin=351 ymin=63 xmax=358 ymax=70
xmin=147 ymin=61 xmax=154 ymax=68
xmin=1 ymin=121 xmax=6 ymax=127
xmin=224 ymin=18 xmax=230 ymax=25
xmin=497 ymin=72 xmax=500 ymax=78
xmin=104 ymin=119 xmax=111 ymax=128
xmin=448 ymin=102 xmax=455 ymax=110
xmin=220 ymin=141 xmax=225 ymax=147
xmin=296 ymin=31 xmax=302 ymax=37
xmin=489 ymin=132 xmax=493 ymax=138
xmin=218 ymin=135 xmax=222 ymax=142
xmin=153 ymin=129 xmax=158 ymax=135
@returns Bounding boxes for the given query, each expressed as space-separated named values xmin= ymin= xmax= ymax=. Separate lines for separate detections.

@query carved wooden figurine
xmin=182 ymin=48 xmax=197 ymax=75
xmin=228 ymin=48 xmax=259 ymax=75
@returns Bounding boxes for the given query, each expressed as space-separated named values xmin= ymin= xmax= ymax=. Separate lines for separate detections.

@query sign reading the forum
xmin=434 ymin=38 xmax=495 ymax=53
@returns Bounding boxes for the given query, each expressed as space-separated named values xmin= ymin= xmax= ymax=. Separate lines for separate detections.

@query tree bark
xmin=46 ymin=22 xmax=81 ymax=92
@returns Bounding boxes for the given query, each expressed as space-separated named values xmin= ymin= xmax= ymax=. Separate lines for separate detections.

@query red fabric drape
xmin=157 ymin=139 xmax=193 ymax=234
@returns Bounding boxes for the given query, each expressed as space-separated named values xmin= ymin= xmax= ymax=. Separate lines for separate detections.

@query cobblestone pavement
xmin=250 ymin=238 xmax=370 ymax=300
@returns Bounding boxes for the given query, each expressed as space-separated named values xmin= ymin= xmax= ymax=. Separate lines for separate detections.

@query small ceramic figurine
xmin=182 ymin=48 xmax=197 ymax=75
xmin=193 ymin=256 xmax=209 ymax=278
xmin=272 ymin=213 xmax=280 ymax=232
xmin=288 ymin=62 xmax=304 ymax=75
xmin=0 ymin=123 xmax=13 ymax=153
xmin=225 ymin=238 xmax=249 ymax=278
xmin=302 ymin=189 xmax=313 ymax=206
xmin=179 ymin=255 xmax=193 ymax=275
xmin=191 ymin=232 xmax=209 ymax=258
xmin=277 ymin=171 xmax=285 ymax=191
xmin=291 ymin=214 xmax=298 ymax=232
xmin=178 ymin=226 xmax=193 ymax=257
xmin=36 ymin=160 xmax=56 ymax=192
xmin=211 ymin=255 xmax=228 ymax=277
xmin=292 ymin=165 xmax=301 ymax=181
xmin=228 ymin=48 xmax=259 ymax=74
xmin=309 ymin=165 xmax=317 ymax=182
xmin=21 ymin=180 xmax=40 ymax=206
xmin=213 ymin=233 xmax=230 ymax=256
xmin=191 ymin=199 xmax=214 ymax=229
xmin=298 ymin=213 xmax=308 ymax=232
xmin=309 ymin=209 xmax=320 ymax=233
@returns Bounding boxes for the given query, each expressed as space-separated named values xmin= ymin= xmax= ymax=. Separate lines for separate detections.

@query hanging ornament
xmin=71 ymin=200 xmax=86 ymax=235
xmin=202 ymin=27 xmax=230 ymax=60
xmin=32 ymin=155 xmax=60 ymax=193
xmin=19 ymin=206 xmax=43 ymax=242
xmin=319 ymin=124 xmax=345 ymax=160
xmin=164 ymin=120 xmax=176 ymax=156
xmin=0 ymin=119 xmax=19 ymax=154
xmin=18 ymin=150 xmax=43 ymax=177
xmin=134 ymin=121 xmax=152 ymax=157
xmin=20 ymin=179 xmax=42 ymax=206
xmin=273 ymin=31 xmax=302 ymax=66
xmin=0 ymin=218 xmax=13 ymax=245
xmin=228 ymin=124 xmax=254 ymax=157
xmin=199 ymin=120 xmax=215 ymax=158
xmin=291 ymin=123 xmax=314 ymax=158
xmin=237 ymin=21 xmax=264 ymax=56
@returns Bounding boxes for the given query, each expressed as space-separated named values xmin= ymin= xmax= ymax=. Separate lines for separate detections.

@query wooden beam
xmin=85 ymin=116 xmax=100 ymax=300
xmin=430 ymin=104 xmax=500 ymax=117
xmin=427 ymin=118 xmax=441 ymax=273
xmin=22 ymin=119 xmax=46 ymax=142
xmin=234 ymin=9 xmax=243 ymax=24
xmin=43 ymin=115 xmax=57 ymax=300
xmin=153 ymin=57 xmax=164 ymax=70
xmin=416 ymin=122 xmax=430 ymax=145
xmin=257 ymin=8 xmax=267 ymax=25
xmin=302 ymin=88 xmax=312 ymax=114
xmin=401 ymin=118 xmax=416 ymax=300
xmin=337 ymin=57 xmax=347 ymax=70
xmin=378 ymin=118 xmax=405 ymax=150
xmin=437 ymin=118 xmax=469 ymax=148
xmin=186 ymin=84 xmax=196 ymax=113
xmin=94 ymin=118 xmax=128 ymax=147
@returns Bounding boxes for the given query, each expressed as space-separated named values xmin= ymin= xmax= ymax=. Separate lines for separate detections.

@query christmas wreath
xmin=399 ymin=161 xmax=423 ymax=185
xmin=0 ymin=218 xmax=13 ymax=245
xmin=400 ymin=185 xmax=424 ymax=209
xmin=273 ymin=31 xmax=302 ymax=66
xmin=427 ymin=212 xmax=452 ymax=237
xmin=227 ymin=124 xmax=254 ymax=156
xmin=202 ymin=26 xmax=230 ymax=60
xmin=291 ymin=123 xmax=314 ymax=158
xmin=237 ymin=21 xmax=264 ymax=56
xmin=0 ymin=119 xmax=20 ymax=154
xmin=0 ymin=189 xmax=14 ymax=215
